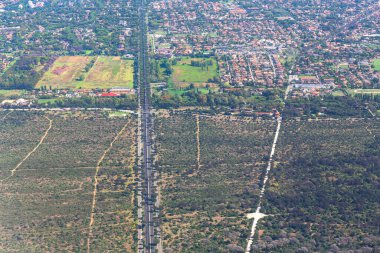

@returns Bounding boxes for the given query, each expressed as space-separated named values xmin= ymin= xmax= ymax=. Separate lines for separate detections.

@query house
xmin=1 ymin=99 xmax=31 ymax=107
xmin=101 ymin=92 xmax=120 ymax=97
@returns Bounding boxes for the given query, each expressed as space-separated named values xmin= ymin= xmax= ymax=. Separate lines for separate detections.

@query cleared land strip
xmin=86 ymin=121 xmax=130 ymax=253
xmin=1 ymin=116 xmax=53 ymax=181
xmin=245 ymin=85 xmax=292 ymax=252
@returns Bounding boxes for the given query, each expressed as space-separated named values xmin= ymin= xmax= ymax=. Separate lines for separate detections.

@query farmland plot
xmin=0 ymin=111 xmax=137 ymax=252
xmin=85 ymin=56 xmax=134 ymax=88
xmin=155 ymin=112 xmax=276 ymax=252
xmin=37 ymin=56 xmax=134 ymax=89
xmin=37 ymin=56 xmax=92 ymax=89
xmin=255 ymin=119 xmax=380 ymax=252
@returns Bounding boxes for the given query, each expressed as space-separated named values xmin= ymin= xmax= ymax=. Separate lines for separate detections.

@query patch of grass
xmin=37 ymin=56 xmax=93 ymax=89
xmin=347 ymin=89 xmax=380 ymax=95
xmin=337 ymin=63 xmax=349 ymax=69
xmin=84 ymin=56 xmax=134 ymax=88
xmin=37 ymin=56 xmax=134 ymax=89
xmin=108 ymin=111 xmax=129 ymax=118
xmin=331 ymin=90 xmax=345 ymax=96
xmin=172 ymin=57 xmax=219 ymax=85
xmin=0 ymin=89 xmax=26 ymax=97
xmin=37 ymin=98 xmax=61 ymax=104
xmin=372 ymin=59 xmax=380 ymax=71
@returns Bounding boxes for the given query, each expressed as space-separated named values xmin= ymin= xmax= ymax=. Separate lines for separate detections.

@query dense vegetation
xmin=283 ymin=96 xmax=372 ymax=118
xmin=0 ymin=56 xmax=53 ymax=89
xmin=155 ymin=112 xmax=276 ymax=252
xmin=0 ymin=111 xmax=137 ymax=252
xmin=38 ymin=96 xmax=138 ymax=110
xmin=255 ymin=119 xmax=380 ymax=252
xmin=0 ymin=0 xmax=137 ymax=55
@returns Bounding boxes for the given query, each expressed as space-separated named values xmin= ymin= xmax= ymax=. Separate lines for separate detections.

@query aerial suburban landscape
xmin=0 ymin=0 xmax=379 ymax=252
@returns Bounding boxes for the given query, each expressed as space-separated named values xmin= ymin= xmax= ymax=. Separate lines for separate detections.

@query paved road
xmin=138 ymin=0 xmax=156 ymax=252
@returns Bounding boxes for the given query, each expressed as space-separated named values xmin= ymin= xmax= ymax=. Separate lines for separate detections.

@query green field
xmin=171 ymin=57 xmax=219 ymax=86
xmin=37 ymin=56 xmax=134 ymax=89
xmin=0 ymin=89 xmax=26 ymax=98
xmin=347 ymin=88 xmax=380 ymax=95
xmin=372 ymin=59 xmax=380 ymax=71
xmin=84 ymin=57 xmax=134 ymax=88
xmin=337 ymin=63 xmax=349 ymax=69
xmin=37 ymin=98 xmax=61 ymax=105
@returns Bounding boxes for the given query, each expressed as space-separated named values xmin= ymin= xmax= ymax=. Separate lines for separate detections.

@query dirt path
xmin=1 ymin=116 xmax=52 ymax=182
xmin=1 ymin=111 xmax=12 ymax=121
xmin=365 ymin=124 xmax=376 ymax=140
xmin=86 ymin=121 xmax=129 ymax=253
xmin=196 ymin=114 xmax=201 ymax=169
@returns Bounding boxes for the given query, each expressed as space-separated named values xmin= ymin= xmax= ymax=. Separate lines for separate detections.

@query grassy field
xmin=347 ymin=88 xmax=380 ymax=95
xmin=37 ymin=56 xmax=134 ymax=89
xmin=84 ymin=57 xmax=134 ymax=88
xmin=0 ymin=89 xmax=26 ymax=98
xmin=171 ymin=57 xmax=219 ymax=86
xmin=0 ymin=111 xmax=137 ymax=252
xmin=372 ymin=59 xmax=380 ymax=71
xmin=155 ymin=112 xmax=275 ymax=252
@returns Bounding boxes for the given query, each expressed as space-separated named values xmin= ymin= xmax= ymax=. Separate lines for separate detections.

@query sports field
xmin=37 ymin=56 xmax=134 ymax=89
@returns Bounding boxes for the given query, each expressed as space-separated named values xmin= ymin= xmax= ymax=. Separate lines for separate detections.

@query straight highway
xmin=137 ymin=0 xmax=156 ymax=252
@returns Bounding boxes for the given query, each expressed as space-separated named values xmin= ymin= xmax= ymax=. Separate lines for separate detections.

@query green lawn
xmin=332 ymin=90 xmax=345 ymax=96
xmin=0 ymin=89 xmax=26 ymax=97
xmin=337 ymin=63 xmax=349 ymax=69
xmin=347 ymin=89 xmax=380 ymax=95
xmin=83 ymin=56 xmax=134 ymax=88
xmin=172 ymin=57 xmax=219 ymax=85
xmin=37 ymin=98 xmax=61 ymax=104
xmin=372 ymin=59 xmax=380 ymax=71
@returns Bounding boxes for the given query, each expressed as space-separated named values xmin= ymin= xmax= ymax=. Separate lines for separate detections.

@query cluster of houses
xmin=150 ymin=0 xmax=297 ymax=58
xmin=218 ymin=52 xmax=286 ymax=87
xmin=0 ymin=87 xmax=136 ymax=108
xmin=148 ymin=0 xmax=380 ymax=95
xmin=288 ymin=75 xmax=336 ymax=97
xmin=1 ymin=98 xmax=32 ymax=107
xmin=37 ymin=87 xmax=135 ymax=98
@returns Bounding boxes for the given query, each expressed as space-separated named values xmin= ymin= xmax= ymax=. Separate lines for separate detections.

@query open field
xmin=171 ymin=57 xmax=219 ymax=86
xmin=0 ymin=111 xmax=137 ymax=252
xmin=37 ymin=56 xmax=92 ymax=89
xmin=372 ymin=59 xmax=380 ymax=71
xmin=347 ymin=88 xmax=380 ymax=95
xmin=256 ymin=119 xmax=380 ymax=252
xmin=155 ymin=112 xmax=276 ymax=252
xmin=37 ymin=56 xmax=134 ymax=89
xmin=84 ymin=57 xmax=134 ymax=88
xmin=0 ymin=89 xmax=26 ymax=98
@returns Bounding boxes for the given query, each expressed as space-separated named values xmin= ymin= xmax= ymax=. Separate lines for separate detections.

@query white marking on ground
xmin=245 ymin=85 xmax=292 ymax=253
